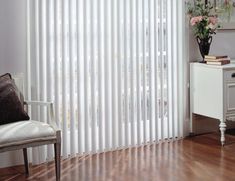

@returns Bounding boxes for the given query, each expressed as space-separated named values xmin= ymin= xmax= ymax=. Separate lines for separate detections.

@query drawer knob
xmin=232 ymin=73 xmax=235 ymax=78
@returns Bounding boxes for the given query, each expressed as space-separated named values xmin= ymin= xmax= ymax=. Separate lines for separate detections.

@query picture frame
xmin=209 ymin=0 xmax=235 ymax=29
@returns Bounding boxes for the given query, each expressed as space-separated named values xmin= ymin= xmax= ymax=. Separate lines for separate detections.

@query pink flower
xmin=224 ymin=0 xmax=229 ymax=5
xmin=190 ymin=16 xmax=203 ymax=26
xmin=207 ymin=23 xmax=216 ymax=30
xmin=209 ymin=17 xmax=218 ymax=25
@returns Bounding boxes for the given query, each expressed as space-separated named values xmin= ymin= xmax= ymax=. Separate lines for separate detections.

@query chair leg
xmin=54 ymin=142 xmax=61 ymax=181
xmin=23 ymin=148 xmax=29 ymax=175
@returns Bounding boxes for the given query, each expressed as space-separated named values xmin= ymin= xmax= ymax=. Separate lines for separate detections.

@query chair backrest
xmin=12 ymin=73 xmax=25 ymax=102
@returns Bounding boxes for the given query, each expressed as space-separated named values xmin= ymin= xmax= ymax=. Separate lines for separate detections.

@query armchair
xmin=0 ymin=76 xmax=61 ymax=180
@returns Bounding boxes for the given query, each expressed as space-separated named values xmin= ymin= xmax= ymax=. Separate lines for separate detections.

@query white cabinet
xmin=190 ymin=62 xmax=235 ymax=146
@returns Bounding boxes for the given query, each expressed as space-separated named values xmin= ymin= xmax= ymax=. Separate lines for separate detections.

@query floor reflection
xmin=1 ymin=133 xmax=235 ymax=181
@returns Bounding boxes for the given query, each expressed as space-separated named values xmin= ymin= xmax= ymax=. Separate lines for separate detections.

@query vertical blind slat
xmin=69 ymin=0 xmax=76 ymax=156
xmin=53 ymin=0 xmax=60 ymax=131
xmin=26 ymin=0 xmax=31 ymax=104
xmin=98 ymin=0 xmax=104 ymax=152
xmin=154 ymin=0 xmax=159 ymax=143
xmin=33 ymin=0 xmax=40 ymax=165
xmin=167 ymin=0 xmax=173 ymax=140
xmin=130 ymin=0 xmax=135 ymax=146
xmin=61 ymin=0 xmax=68 ymax=157
xmin=179 ymin=0 xmax=184 ymax=138
xmin=172 ymin=0 xmax=177 ymax=140
xmin=39 ymin=0 xmax=45 ymax=163
xmin=142 ymin=0 xmax=147 ymax=144
xmin=124 ymin=0 xmax=129 ymax=147
xmin=76 ymin=0 xmax=83 ymax=155
xmin=165 ymin=0 xmax=170 ymax=140
xmin=46 ymin=0 xmax=54 ymax=160
xmin=175 ymin=1 xmax=179 ymax=139
xmin=159 ymin=0 xmax=164 ymax=141
xmin=111 ymin=0 xmax=118 ymax=149
xmin=104 ymin=0 xmax=111 ymax=150
xmin=90 ymin=0 xmax=97 ymax=153
xmin=108 ymin=0 xmax=112 ymax=150
xmin=148 ymin=0 xmax=155 ymax=143
xmin=165 ymin=0 xmax=170 ymax=141
xmin=43 ymin=0 xmax=47 ymax=161
xmin=117 ymin=0 xmax=123 ymax=148
xmin=136 ymin=0 xmax=141 ymax=145
xmin=176 ymin=1 xmax=182 ymax=139
xmin=83 ymin=0 xmax=90 ymax=153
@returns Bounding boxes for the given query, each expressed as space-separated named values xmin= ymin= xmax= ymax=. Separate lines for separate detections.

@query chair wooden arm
xmin=24 ymin=100 xmax=53 ymax=106
xmin=24 ymin=100 xmax=59 ymax=132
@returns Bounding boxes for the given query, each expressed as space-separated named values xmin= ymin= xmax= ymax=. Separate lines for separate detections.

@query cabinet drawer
xmin=226 ymin=113 xmax=235 ymax=121
xmin=224 ymin=70 xmax=235 ymax=82
xmin=225 ymin=82 xmax=235 ymax=113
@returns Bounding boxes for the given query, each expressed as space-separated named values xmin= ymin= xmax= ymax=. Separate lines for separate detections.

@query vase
xmin=196 ymin=36 xmax=212 ymax=61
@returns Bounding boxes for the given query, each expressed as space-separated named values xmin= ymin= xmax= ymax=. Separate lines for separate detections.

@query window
xmin=27 ymin=0 xmax=185 ymax=162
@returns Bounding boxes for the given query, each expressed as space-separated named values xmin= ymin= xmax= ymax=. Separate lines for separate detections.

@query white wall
xmin=189 ymin=30 xmax=235 ymax=61
xmin=210 ymin=30 xmax=235 ymax=59
xmin=0 ymin=0 xmax=27 ymax=74
xmin=0 ymin=0 xmax=27 ymax=168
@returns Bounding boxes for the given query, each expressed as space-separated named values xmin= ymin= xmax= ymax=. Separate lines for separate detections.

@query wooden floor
xmin=2 ymin=133 xmax=235 ymax=181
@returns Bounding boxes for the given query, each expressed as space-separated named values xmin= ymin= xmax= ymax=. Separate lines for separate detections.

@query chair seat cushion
xmin=0 ymin=120 xmax=56 ymax=148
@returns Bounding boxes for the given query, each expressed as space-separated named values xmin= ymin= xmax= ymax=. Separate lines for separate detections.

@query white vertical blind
xmin=28 ymin=0 xmax=185 ymax=162
xmin=117 ymin=0 xmax=123 ymax=148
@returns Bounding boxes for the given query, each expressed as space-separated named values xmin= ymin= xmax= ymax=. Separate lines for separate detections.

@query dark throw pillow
xmin=0 ymin=73 xmax=30 ymax=125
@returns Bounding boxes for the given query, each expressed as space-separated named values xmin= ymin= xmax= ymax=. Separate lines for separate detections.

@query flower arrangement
xmin=187 ymin=0 xmax=220 ymax=39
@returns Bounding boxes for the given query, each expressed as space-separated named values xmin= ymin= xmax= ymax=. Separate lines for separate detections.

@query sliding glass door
xmin=27 ymin=0 xmax=185 ymax=163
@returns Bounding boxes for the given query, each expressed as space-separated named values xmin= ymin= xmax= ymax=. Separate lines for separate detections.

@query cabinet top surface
xmin=191 ymin=61 xmax=235 ymax=70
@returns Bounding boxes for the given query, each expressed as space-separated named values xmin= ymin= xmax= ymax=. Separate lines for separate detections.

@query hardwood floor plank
xmin=1 ymin=133 xmax=235 ymax=181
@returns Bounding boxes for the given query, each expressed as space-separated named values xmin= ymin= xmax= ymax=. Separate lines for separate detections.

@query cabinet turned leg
xmin=219 ymin=121 xmax=227 ymax=146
